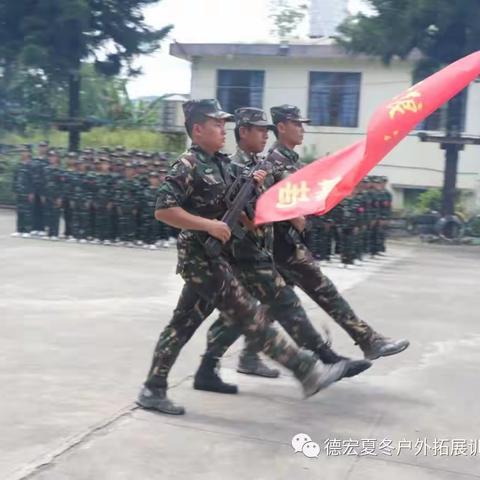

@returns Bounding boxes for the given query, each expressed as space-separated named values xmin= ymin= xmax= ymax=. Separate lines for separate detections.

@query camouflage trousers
xmin=340 ymin=226 xmax=356 ymax=265
xmin=95 ymin=204 xmax=113 ymax=241
xmin=145 ymin=243 xmax=315 ymax=389
xmin=45 ymin=199 xmax=61 ymax=237
xmin=71 ymin=200 xmax=90 ymax=239
xmin=16 ymin=194 xmax=33 ymax=233
xmin=118 ymin=206 xmax=136 ymax=242
xmin=274 ymin=240 xmax=374 ymax=344
xmin=205 ymin=259 xmax=328 ymax=359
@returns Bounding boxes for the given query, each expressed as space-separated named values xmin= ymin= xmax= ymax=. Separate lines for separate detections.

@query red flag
xmin=255 ymin=51 xmax=480 ymax=225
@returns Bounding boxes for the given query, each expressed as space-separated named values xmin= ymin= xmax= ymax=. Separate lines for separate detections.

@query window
xmin=308 ymin=72 xmax=361 ymax=127
xmin=216 ymin=70 xmax=265 ymax=113
xmin=416 ymin=88 xmax=468 ymax=132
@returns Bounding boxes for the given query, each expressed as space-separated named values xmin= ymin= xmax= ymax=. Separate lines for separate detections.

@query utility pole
xmin=418 ymin=132 xmax=480 ymax=216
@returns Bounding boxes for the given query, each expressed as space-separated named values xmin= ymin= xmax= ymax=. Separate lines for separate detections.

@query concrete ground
xmin=1 ymin=208 xmax=480 ymax=480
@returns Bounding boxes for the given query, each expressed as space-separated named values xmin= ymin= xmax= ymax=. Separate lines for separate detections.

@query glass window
xmin=216 ymin=70 xmax=265 ymax=113
xmin=308 ymin=72 xmax=361 ymax=127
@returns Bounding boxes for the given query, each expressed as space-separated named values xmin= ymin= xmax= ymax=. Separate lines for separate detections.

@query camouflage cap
xmin=99 ymin=156 xmax=110 ymax=163
xmin=47 ymin=149 xmax=58 ymax=156
xmin=125 ymin=162 xmax=134 ymax=169
xmin=270 ymin=105 xmax=310 ymax=124
xmin=38 ymin=140 xmax=49 ymax=147
xmin=183 ymin=99 xmax=234 ymax=127
xmin=67 ymin=151 xmax=78 ymax=158
xmin=234 ymin=107 xmax=274 ymax=129
xmin=149 ymin=171 xmax=160 ymax=178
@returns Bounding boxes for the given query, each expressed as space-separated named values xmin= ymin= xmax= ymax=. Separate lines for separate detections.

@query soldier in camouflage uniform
xmin=265 ymin=105 xmax=409 ymax=360
xmin=337 ymin=192 xmax=357 ymax=266
xmin=44 ymin=150 xmax=63 ymax=240
xmin=63 ymin=152 xmax=77 ymax=238
xmin=94 ymin=157 xmax=114 ymax=244
xmin=368 ymin=177 xmax=381 ymax=256
xmin=354 ymin=179 xmax=368 ymax=262
xmin=116 ymin=163 xmax=139 ymax=246
xmin=12 ymin=145 xmax=34 ymax=237
xmin=191 ymin=107 xmax=370 ymax=394
xmin=141 ymin=171 xmax=162 ymax=248
xmin=31 ymin=141 xmax=49 ymax=234
xmin=70 ymin=158 xmax=91 ymax=243
xmin=377 ymin=176 xmax=392 ymax=254
xmin=137 ymin=99 xmax=365 ymax=415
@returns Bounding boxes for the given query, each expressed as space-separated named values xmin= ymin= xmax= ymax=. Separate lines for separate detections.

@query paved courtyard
xmin=1 ymin=209 xmax=480 ymax=480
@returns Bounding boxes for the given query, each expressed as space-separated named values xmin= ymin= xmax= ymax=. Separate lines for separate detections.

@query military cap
xmin=98 ymin=156 xmax=110 ymax=163
xmin=67 ymin=151 xmax=78 ymax=158
xmin=183 ymin=99 xmax=234 ymax=126
xmin=38 ymin=140 xmax=49 ymax=147
xmin=153 ymin=161 xmax=161 ymax=167
xmin=125 ymin=162 xmax=134 ymax=169
xmin=149 ymin=171 xmax=160 ymax=178
xmin=20 ymin=144 xmax=32 ymax=152
xmin=115 ymin=145 xmax=125 ymax=151
xmin=115 ymin=160 xmax=124 ymax=166
xmin=47 ymin=149 xmax=58 ymax=156
xmin=270 ymin=105 xmax=310 ymax=124
xmin=234 ymin=107 xmax=274 ymax=129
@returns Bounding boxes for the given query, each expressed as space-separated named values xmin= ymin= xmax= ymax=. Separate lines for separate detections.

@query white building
xmin=169 ymin=40 xmax=480 ymax=211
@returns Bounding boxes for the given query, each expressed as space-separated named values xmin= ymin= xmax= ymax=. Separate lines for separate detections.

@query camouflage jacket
xmin=13 ymin=162 xmax=33 ymax=195
xmin=44 ymin=165 xmax=64 ymax=199
xmin=155 ymin=144 xmax=235 ymax=272
xmin=94 ymin=173 xmax=113 ymax=205
xmin=30 ymin=158 xmax=49 ymax=195
xmin=228 ymin=147 xmax=273 ymax=263
xmin=266 ymin=141 xmax=306 ymax=246
xmin=378 ymin=190 xmax=393 ymax=219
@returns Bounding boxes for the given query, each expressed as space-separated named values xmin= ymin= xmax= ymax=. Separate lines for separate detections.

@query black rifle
xmin=204 ymin=162 xmax=266 ymax=258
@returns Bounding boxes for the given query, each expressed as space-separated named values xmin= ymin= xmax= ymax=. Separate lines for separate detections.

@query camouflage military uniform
xmin=200 ymin=146 xmax=332 ymax=362
xmin=12 ymin=156 xmax=34 ymax=233
xmin=337 ymin=194 xmax=357 ymax=265
xmin=70 ymin=164 xmax=91 ymax=240
xmin=267 ymin=139 xmax=375 ymax=344
xmin=30 ymin=155 xmax=49 ymax=231
xmin=144 ymin=144 xmax=320 ymax=390
xmin=94 ymin=168 xmax=114 ymax=242
xmin=377 ymin=177 xmax=392 ymax=253
xmin=44 ymin=156 xmax=63 ymax=238
xmin=115 ymin=168 xmax=139 ymax=243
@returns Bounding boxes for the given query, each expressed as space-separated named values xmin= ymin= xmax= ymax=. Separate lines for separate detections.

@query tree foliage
xmin=0 ymin=0 xmax=172 ymax=148
xmin=269 ymin=0 xmax=308 ymax=39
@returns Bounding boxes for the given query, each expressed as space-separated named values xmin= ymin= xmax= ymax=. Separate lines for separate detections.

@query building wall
xmin=189 ymin=55 xmax=480 ymax=209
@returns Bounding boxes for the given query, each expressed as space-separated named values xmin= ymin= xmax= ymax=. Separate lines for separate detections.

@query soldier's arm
xmin=154 ymin=158 xmax=230 ymax=242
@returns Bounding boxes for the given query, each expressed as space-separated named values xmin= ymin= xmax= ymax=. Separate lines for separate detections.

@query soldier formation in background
xmin=12 ymin=141 xmax=393 ymax=262
xmin=307 ymin=175 xmax=393 ymax=266
xmin=11 ymin=142 xmax=179 ymax=249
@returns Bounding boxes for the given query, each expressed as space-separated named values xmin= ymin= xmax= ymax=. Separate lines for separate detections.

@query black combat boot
xmin=136 ymin=385 xmax=185 ymax=415
xmin=237 ymin=351 xmax=280 ymax=378
xmin=194 ymin=355 xmax=238 ymax=394
xmin=358 ymin=333 xmax=410 ymax=360
xmin=316 ymin=343 xmax=350 ymax=364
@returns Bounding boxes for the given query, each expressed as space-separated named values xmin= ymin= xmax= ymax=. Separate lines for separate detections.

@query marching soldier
xmin=137 ymin=99 xmax=362 ymax=415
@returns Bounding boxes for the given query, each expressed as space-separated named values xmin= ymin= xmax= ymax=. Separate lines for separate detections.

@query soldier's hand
xmin=28 ymin=193 xmax=34 ymax=203
xmin=55 ymin=198 xmax=62 ymax=208
xmin=206 ymin=219 xmax=231 ymax=243
xmin=253 ymin=170 xmax=267 ymax=186
xmin=240 ymin=212 xmax=256 ymax=232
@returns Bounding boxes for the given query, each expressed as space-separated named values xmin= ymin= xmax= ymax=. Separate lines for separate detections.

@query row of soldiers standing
xmin=12 ymin=142 xmax=178 ymax=248
xmin=307 ymin=175 xmax=392 ymax=265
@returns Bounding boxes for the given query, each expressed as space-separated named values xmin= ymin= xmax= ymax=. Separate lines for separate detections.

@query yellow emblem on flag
xmin=276 ymin=181 xmax=311 ymax=209
xmin=387 ymin=87 xmax=424 ymax=119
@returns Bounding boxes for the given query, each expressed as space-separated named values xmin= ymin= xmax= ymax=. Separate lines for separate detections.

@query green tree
xmin=337 ymin=0 xmax=480 ymax=216
xmin=0 ymin=0 xmax=172 ymax=150
xmin=269 ymin=0 xmax=308 ymax=39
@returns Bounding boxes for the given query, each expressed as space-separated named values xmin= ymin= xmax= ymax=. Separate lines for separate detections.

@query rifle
xmin=204 ymin=161 xmax=266 ymax=258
